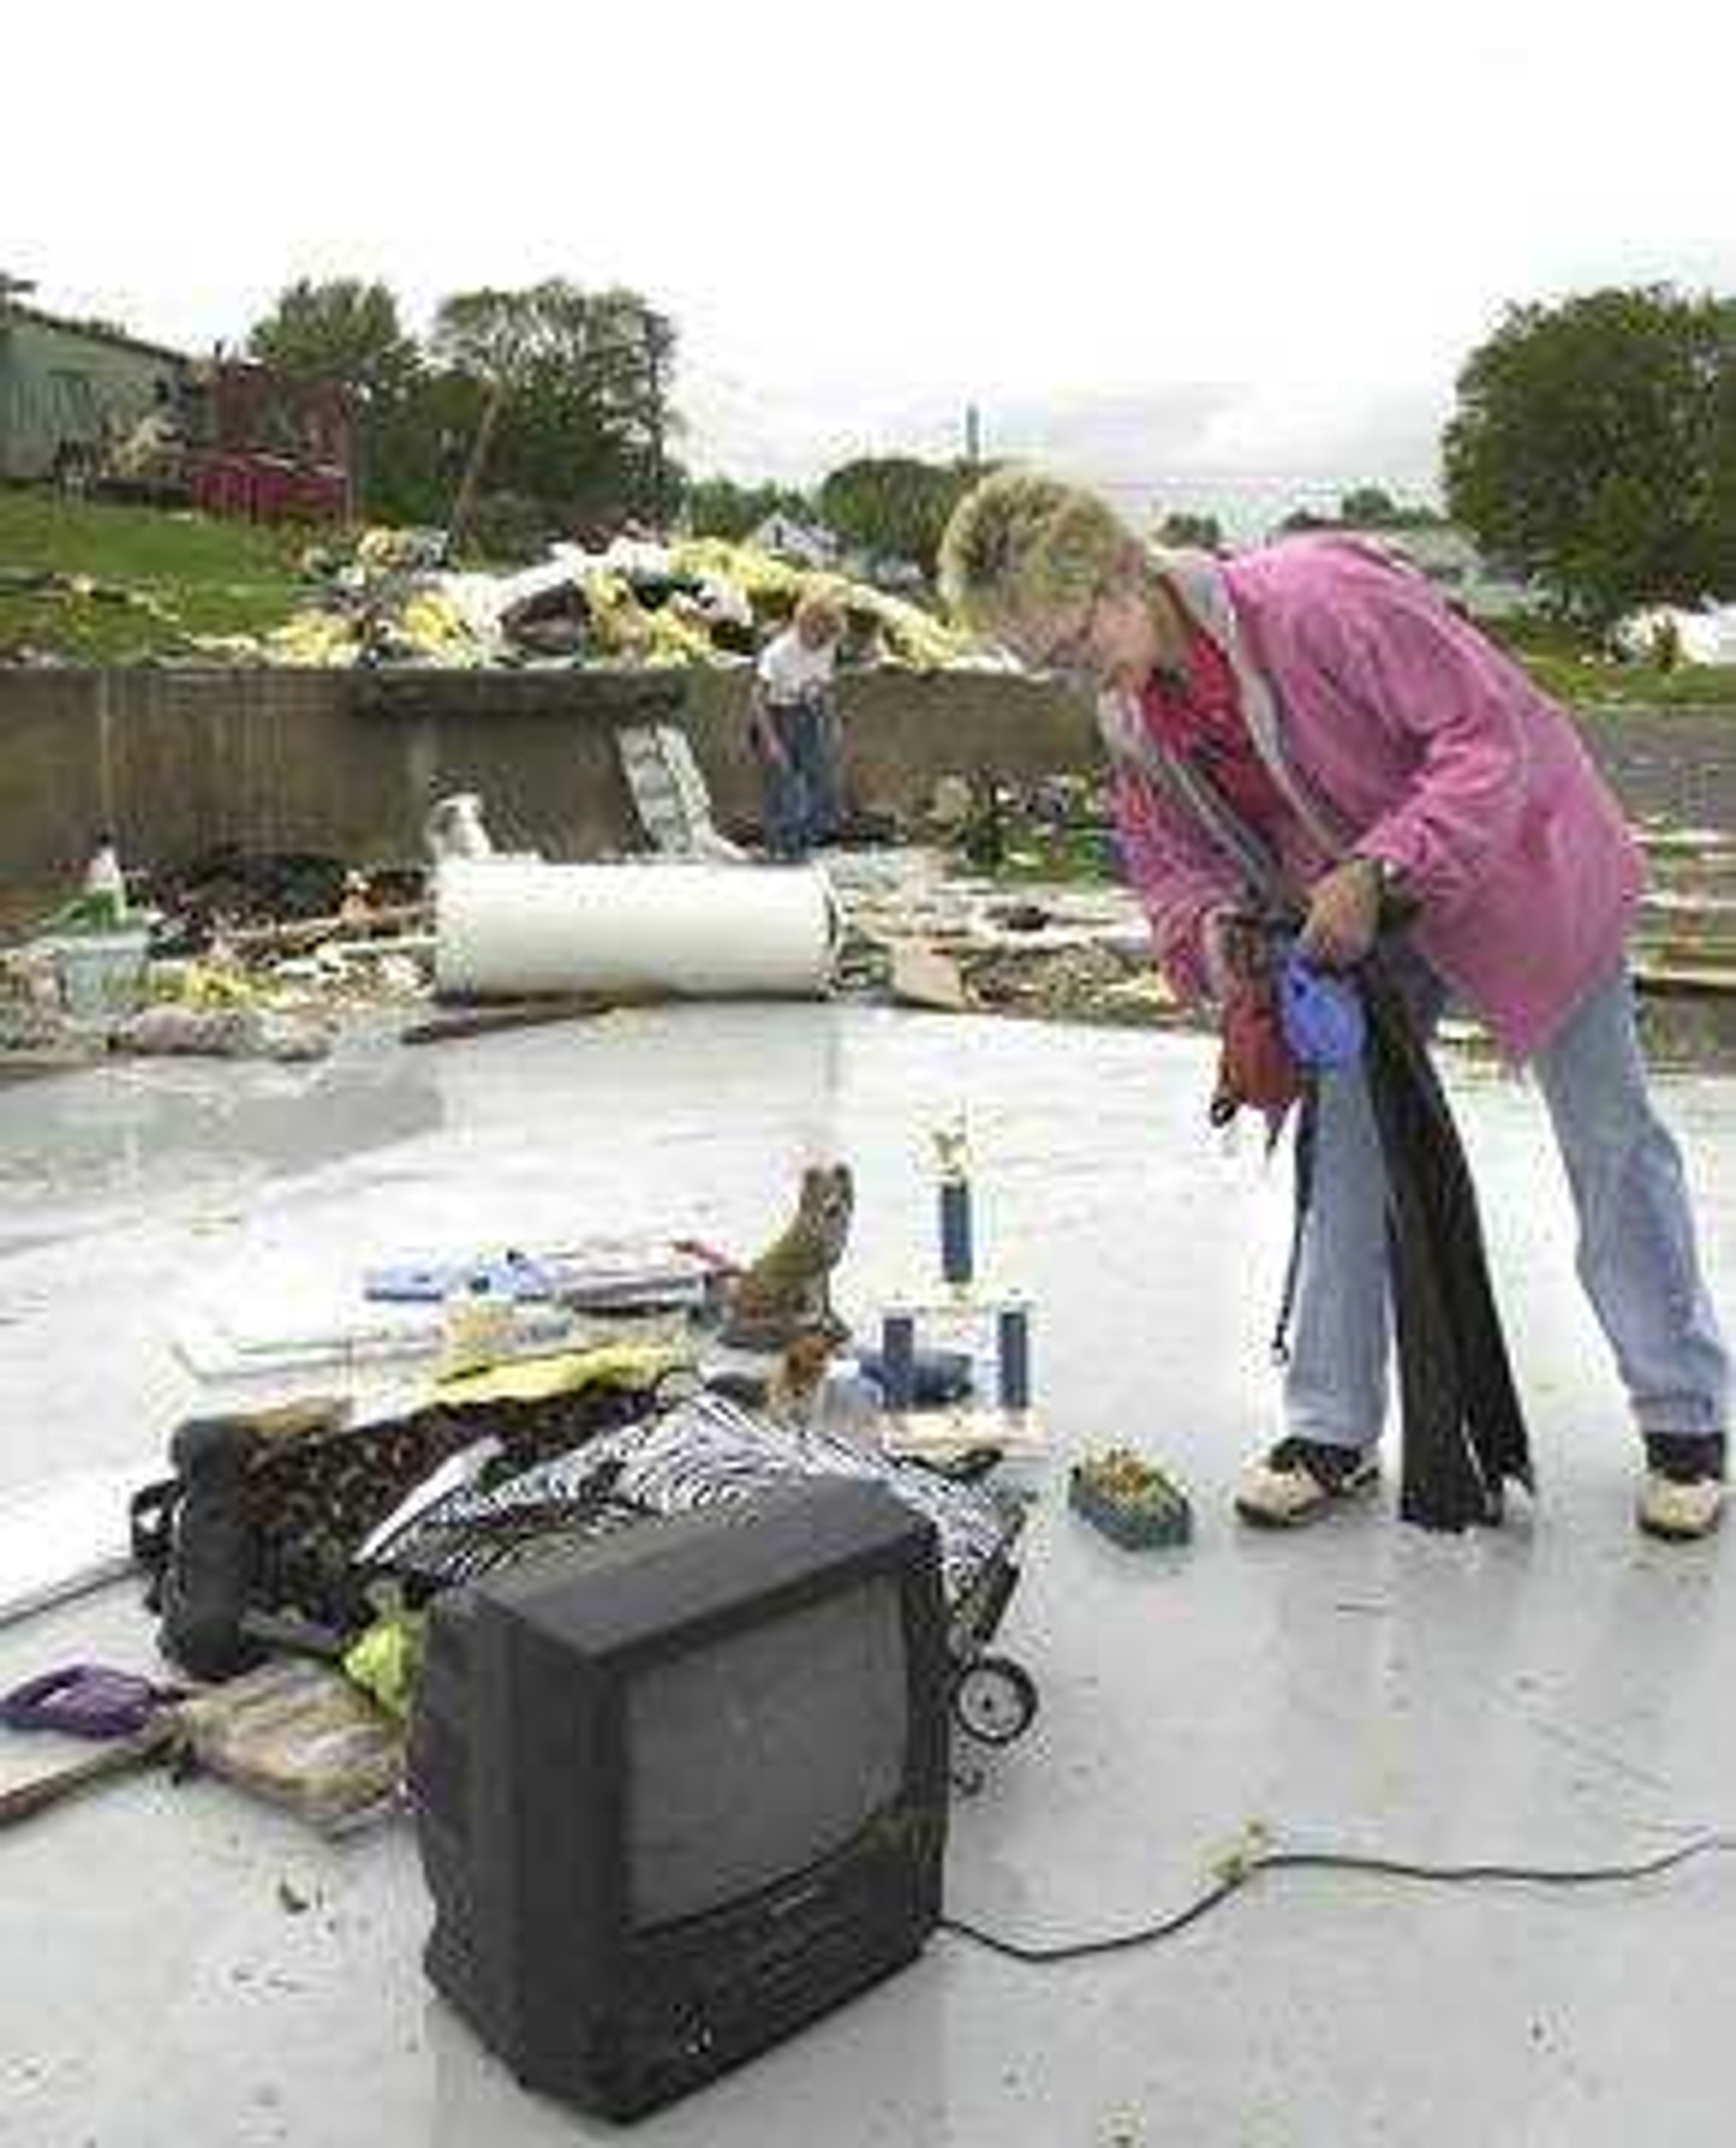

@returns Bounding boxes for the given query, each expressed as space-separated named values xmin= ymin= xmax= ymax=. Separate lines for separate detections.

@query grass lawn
xmin=1489 ymin=616 xmax=1736 ymax=712
xmin=0 ymin=486 xmax=315 ymax=662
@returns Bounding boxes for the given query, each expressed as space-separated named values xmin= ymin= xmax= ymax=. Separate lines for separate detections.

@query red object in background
xmin=182 ymin=361 xmax=353 ymax=524
xmin=204 ymin=363 xmax=349 ymax=467
xmin=186 ymin=453 xmax=347 ymax=524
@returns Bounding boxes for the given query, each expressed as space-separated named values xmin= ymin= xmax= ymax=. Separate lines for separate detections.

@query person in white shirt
xmin=750 ymin=590 xmax=845 ymax=859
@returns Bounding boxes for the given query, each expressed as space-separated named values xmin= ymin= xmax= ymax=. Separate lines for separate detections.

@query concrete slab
xmin=3 ymin=1005 xmax=1736 ymax=2147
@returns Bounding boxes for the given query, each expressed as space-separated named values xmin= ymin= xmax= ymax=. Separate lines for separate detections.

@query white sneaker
xmin=1637 ymin=1435 xmax=1727 ymax=1542
xmin=1235 ymin=1437 xmax=1379 ymax=1528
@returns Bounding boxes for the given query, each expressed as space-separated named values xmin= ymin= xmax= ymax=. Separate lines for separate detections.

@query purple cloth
xmin=1 ymin=1664 xmax=172 ymax=1739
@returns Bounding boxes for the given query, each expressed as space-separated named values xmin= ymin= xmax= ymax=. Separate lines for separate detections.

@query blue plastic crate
xmin=1068 ymin=1454 xmax=1193 ymax=1550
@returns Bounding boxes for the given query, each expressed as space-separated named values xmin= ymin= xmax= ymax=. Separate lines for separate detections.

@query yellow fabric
xmin=343 ymin=1613 xmax=425 ymax=1721
xmin=430 ymin=1338 xmax=689 ymax=1407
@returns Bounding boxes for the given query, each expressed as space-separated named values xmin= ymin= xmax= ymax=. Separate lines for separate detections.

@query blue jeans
xmin=1284 ymin=960 xmax=1729 ymax=1450
xmin=758 ymin=698 xmax=839 ymax=860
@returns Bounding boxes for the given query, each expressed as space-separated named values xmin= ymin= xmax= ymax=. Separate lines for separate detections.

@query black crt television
xmin=408 ymin=1476 xmax=952 ymax=2121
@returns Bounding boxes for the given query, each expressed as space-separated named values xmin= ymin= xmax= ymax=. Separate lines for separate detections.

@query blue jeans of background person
xmin=758 ymin=697 xmax=839 ymax=860
xmin=1283 ymin=959 xmax=1729 ymax=1451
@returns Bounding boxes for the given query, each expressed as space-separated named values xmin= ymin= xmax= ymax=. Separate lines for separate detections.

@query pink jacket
xmin=1103 ymin=535 xmax=1643 ymax=1060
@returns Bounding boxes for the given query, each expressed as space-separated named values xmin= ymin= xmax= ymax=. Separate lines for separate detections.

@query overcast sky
xmin=8 ymin=0 xmax=1732 ymax=535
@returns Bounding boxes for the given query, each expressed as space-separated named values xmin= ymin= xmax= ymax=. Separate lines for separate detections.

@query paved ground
xmin=4 ymin=1005 xmax=1736 ymax=2147
xmin=1581 ymin=703 xmax=1736 ymax=830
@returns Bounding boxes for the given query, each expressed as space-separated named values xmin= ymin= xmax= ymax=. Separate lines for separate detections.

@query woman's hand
xmin=1298 ymin=858 xmax=1384 ymax=969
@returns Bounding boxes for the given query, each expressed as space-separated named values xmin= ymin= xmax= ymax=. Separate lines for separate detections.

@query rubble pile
xmin=825 ymin=843 xmax=1179 ymax=1028
xmin=833 ymin=798 xmax=1736 ymax=1048
xmin=0 ymin=563 xmax=182 ymax=631
xmin=924 ymin=770 xmax=1121 ymax=883
xmin=0 ymin=846 xmax=434 ymax=1072
xmin=11 ymin=790 xmax=1736 ymax=1078
xmin=188 ymin=530 xmax=1007 ymax=674
xmin=964 ymin=941 xmax=1176 ymax=1024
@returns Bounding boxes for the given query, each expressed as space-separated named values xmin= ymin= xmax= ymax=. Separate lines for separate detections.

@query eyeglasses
xmin=1026 ymin=590 xmax=1105 ymax=682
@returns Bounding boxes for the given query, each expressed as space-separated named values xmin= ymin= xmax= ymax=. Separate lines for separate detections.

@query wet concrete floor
xmin=3 ymin=1002 xmax=1736 ymax=2147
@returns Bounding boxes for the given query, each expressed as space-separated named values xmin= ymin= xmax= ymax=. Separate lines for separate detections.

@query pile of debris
xmin=924 ymin=770 xmax=1120 ymax=882
xmin=837 ymin=802 xmax=1736 ymax=1051
xmin=20 ymin=769 xmax=1736 ymax=1073
xmin=0 ymin=564 xmax=183 ymax=660
xmin=187 ymin=530 xmax=1006 ymax=675
xmin=824 ymin=846 xmax=1181 ymax=1027
xmin=0 ymin=842 xmax=434 ymax=1072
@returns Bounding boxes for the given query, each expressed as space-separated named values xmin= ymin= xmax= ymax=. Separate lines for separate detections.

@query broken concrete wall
xmin=6 ymin=663 xmax=1727 ymax=895
xmin=0 ymin=664 xmax=1096 ymax=885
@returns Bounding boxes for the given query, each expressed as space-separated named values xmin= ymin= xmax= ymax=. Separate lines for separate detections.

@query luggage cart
xmin=941 ymin=1492 xmax=1038 ymax=1748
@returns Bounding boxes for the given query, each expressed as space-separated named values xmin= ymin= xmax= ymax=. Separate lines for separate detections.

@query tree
xmin=430 ymin=279 xmax=680 ymax=536
xmin=241 ymin=274 xmax=685 ymax=542
xmin=247 ymin=278 xmax=427 ymax=518
xmin=684 ymin=476 xmax=817 ymax=540
xmin=1155 ymin=510 xmax=1225 ymax=552
xmin=1339 ymin=486 xmax=1399 ymax=526
xmin=366 ymin=365 xmax=491 ymax=529
xmin=1699 ymin=301 xmax=1736 ymax=599
xmin=247 ymin=278 xmax=420 ymax=405
xmin=1273 ymin=490 xmax=1439 ymax=536
xmin=816 ymin=456 xmax=973 ymax=577
xmin=1337 ymin=485 xmax=1448 ymax=529
xmin=1444 ymin=285 xmax=1733 ymax=621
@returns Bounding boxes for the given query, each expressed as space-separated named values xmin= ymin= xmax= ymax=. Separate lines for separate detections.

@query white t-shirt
xmin=755 ymin=626 xmax=836 ymax=705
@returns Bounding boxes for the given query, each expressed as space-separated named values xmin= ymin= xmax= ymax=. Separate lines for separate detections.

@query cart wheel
xmin=951 ymin=1655 xmax=1038 ymax=1746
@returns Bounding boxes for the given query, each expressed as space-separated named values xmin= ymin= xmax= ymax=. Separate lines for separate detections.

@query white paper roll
xmin=434 ymin=859 xmax=838 ymax=1000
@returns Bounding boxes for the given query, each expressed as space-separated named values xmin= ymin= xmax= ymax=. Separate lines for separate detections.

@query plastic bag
xmin=1278 ymin=950 xmax=1366 ymax=1070
xmin=179 ymin=1658 xmax=403 ymax=1832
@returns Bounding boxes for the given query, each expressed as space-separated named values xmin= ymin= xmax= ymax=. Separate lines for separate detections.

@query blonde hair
xmin=793 ymin=587 xmax=846 ymax=641
xmin=939 ymin=468 xmax=1140 ymax=638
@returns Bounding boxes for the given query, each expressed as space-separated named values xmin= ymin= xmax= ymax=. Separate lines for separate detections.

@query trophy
xmin=875 ymin=1116 xmax=1041 ymax=1462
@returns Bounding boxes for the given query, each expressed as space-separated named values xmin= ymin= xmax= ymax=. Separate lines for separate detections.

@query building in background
xmin=1333 ymin=521 xmax=1540 ymax=622
xmin=0 ymin=298 xmax=351 ymax=523
xmin=748 ymin=511 xmax=840 ymax=570
xmin=0 ymin=300 xmax=184 ymax=485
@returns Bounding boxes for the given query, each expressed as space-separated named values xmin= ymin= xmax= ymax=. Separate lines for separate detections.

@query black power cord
xmin=940 ymin=1828 xmax=1736 ymax=1965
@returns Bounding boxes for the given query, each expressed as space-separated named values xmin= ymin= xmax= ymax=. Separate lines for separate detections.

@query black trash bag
xmin=1358 ymin=954 xmax=1533 ymax=1530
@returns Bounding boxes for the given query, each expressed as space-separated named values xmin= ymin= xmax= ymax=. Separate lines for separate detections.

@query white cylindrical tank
xmin=434 ymin=859 xmax=838 ymax=1001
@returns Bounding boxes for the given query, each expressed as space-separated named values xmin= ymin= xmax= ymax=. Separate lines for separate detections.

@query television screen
xmin=626 ymin=1575 xmax=908 ymax=1928
xmin=411 ymin=1478 xmax=952 ymax=2119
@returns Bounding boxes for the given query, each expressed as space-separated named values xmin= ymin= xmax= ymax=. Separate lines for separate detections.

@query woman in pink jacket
xmin=940 ymin=469 xmax=1728 ymax=1540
